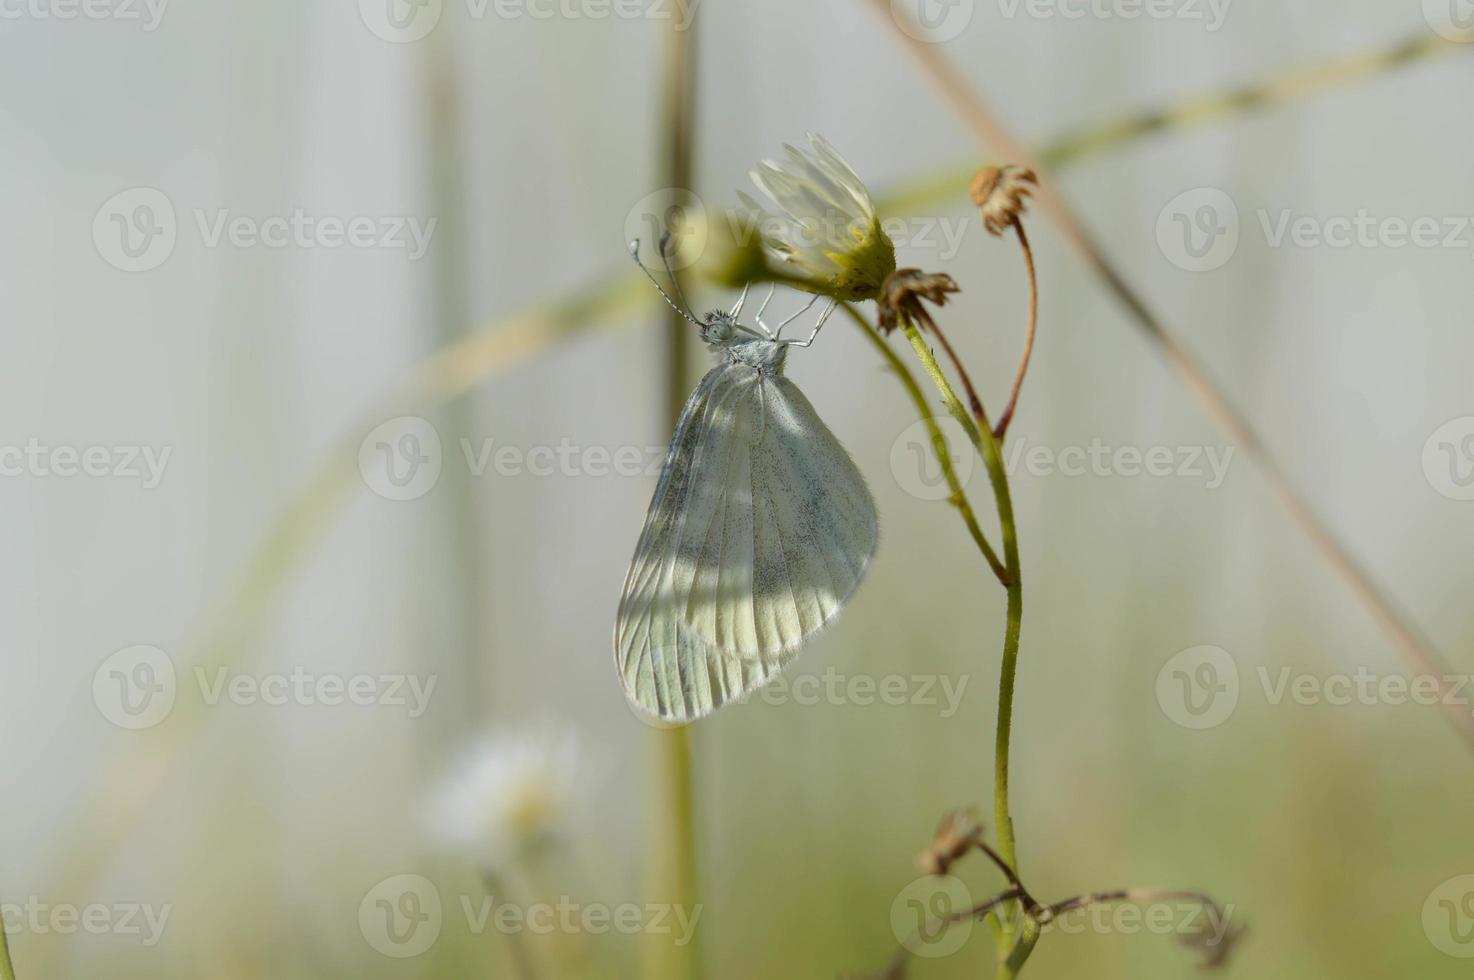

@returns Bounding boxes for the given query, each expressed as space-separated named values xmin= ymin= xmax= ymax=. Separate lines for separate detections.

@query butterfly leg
xmin=729 ymin=282 xmax=751 ymax=318
xmin=785 ymin=298 xmax=838 ymax=348
xmin=752 ymin=284 xmax=778 ymax=338
xmin=772 ymin=294 xmax=819 ymax=340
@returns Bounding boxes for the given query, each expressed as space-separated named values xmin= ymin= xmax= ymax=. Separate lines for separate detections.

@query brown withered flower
xmin=877 ymin=268 xmax=960 ymax=335
xmin=1177 ymin=907 xmax=1247 ymax=971
xmin=970 ymin=165 xmax=1038 ymax=236
xmin=916 ymin=808 xmax=983 ymax=877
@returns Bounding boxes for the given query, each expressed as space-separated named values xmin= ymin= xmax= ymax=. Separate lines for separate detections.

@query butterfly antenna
xmin=628 ymin=238 xmax=701 ymax=326
xmin=657 ymin=231 xmax=700 ymax=317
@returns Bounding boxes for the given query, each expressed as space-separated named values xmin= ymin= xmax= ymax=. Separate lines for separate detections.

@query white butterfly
xmin=615 ymin=240 xmax=879 ymax=724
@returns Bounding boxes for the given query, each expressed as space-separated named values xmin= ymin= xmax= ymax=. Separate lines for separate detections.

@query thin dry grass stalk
xmin=647 ymin=13 xmax=701 ymax=980
xmin=874 ymin=0 xmax=1474 ymax=754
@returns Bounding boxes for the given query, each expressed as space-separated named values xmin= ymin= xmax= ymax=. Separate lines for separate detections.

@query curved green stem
xmin=840 ymin=305 xmax=1008 ymax=586
xmin=895 ymin=315 xmax=1031 ymax=972
xmin=997 ymin=915 xmax=1041 ymax=980
xmin=0 ymin=920 xmax=17 ymax=980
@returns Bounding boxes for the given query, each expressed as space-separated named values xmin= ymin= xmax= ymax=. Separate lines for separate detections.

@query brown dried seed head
xmin=916 ymin=808 xmax=982 ymax=876
xmin=877 ymin=268 xmax=960 ymax=335
xmin=971 ymin=165 xmax=1038 ymax=236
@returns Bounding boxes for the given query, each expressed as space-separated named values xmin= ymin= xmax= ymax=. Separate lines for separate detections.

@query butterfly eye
xmin=703 ymin=314 xmax=735 ymax=343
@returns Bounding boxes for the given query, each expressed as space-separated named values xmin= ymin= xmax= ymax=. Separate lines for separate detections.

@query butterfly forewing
xmin=614 ymin=348 xmax=878 ymax=723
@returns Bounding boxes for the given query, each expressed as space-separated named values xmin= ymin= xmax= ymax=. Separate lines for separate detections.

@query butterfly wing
xmin=679 ymin=374 xmax=877 ymax=657
xmin=615 ymin=362 xmax=781 ymax=723
xmin=614 ymin=359 xmax=878 ymax=723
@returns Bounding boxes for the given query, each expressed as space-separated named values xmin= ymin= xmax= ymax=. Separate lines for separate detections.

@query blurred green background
xmin=2 ymin=0 xmax=1473 ymax=977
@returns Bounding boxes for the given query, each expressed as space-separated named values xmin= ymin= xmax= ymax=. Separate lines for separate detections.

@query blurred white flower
xmin=424 ymin=731 xmax=581 ymax=871
xmin=737 ymin=133 xmax=896 ymax=301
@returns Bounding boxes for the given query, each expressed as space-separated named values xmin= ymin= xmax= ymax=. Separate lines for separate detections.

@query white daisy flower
xmin=424 ymin=731 xmax=581 ymax=872
xmin=737 ymin=133 xmax=896 ymax=301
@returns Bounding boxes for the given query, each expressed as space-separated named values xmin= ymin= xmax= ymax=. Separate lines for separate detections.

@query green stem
xmin=997 ymin=915 xmax=1041 ymax=980
xmin=840 ymin=305 xmax=1008 ymax=586
xmin=896 ymin=316 xmax=1031 ymax=974
xmin=647 ymin=728 xmax=698 ymax=980
xmin=0 ymin=920 xmax=17 ymax=980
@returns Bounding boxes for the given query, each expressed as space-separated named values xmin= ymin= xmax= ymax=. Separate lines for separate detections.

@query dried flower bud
xmin=1177 ymin=906 xmax=1246 ymax=970
xmin=916 ymin=808 xmax=982 ymax=876
xmin=970 ymin=165 xmax=1038 ymax=236
xmin=877 ymin=269 xmax=960 ymax=335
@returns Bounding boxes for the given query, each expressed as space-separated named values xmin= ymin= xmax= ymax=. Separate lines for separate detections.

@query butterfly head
xmin=699 ymin=311 xmax=738 ymax=345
